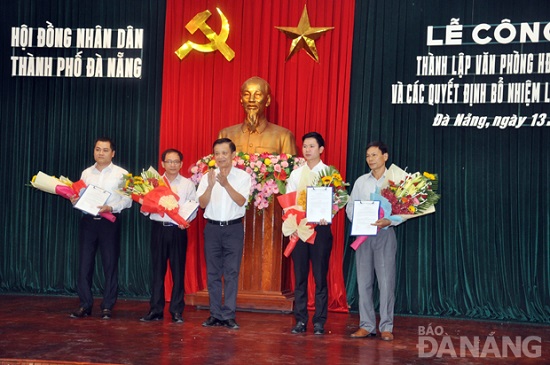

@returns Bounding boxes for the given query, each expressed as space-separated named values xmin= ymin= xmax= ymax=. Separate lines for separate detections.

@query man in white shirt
xmin=346 ymin=141 xmax=402 ymax=341
xmin=70 ymin=137 xmax=132 ymax=320
xmin=286 ymin=132 xmax=333 ymax=336
xmin=197 ymin=138 xmax=251 ymax=330
xmin=140 ymin=149 xmax=197 ymax=324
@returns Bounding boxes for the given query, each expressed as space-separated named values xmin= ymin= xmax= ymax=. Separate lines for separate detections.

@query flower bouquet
xmin=190 ymin=152 xmax=306 ymax=211
xmin=350 ymin=164 xmax=440 ymax=250
xmin=379 ymin=164 xmax=440 ymax=219
xmin=29 ymin=171 xmax=116 ymax=222
xmin=120 ymin=167 xmax=190 ymax=228
xmin=311 ymin=165 xmax=350 ymax=216
xmin=277 ymin=165 xmax=350 ymax=257
xmin=277 ymin=191 xmax=317 ymax=257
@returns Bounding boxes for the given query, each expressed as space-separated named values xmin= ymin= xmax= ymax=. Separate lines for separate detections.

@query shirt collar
xmin=367 ymin=167 xmax=388 ymax=181
xmin=163 ymin=173 xmax=182 ymax=184
xmin=93 ymin=162 xmax=114 ymax=173
xmin=308 ymin=160 xmax=325 ymax=172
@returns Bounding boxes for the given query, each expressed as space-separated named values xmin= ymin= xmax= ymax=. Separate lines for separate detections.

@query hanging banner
xmin=391 ymin=19 xmax=550 ymax=129
xmin=10 ymin=22 xmax=144 ymax=78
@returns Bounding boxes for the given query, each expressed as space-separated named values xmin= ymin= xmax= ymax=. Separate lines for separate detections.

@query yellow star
xmin=275 ymin=5 xmax=334 ymax=62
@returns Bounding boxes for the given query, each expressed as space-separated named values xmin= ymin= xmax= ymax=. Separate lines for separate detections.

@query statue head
xmin=240 ymin=76 xmax=271 ymax=130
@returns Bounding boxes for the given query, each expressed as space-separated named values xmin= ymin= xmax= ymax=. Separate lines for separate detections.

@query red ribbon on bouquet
xmin=56 ymin=179 xmax=117 ymax=222
xmin=277 ymin=192 xmax=316 ymax=257
xmin=139 ymin=185 xmax=190 ymax=228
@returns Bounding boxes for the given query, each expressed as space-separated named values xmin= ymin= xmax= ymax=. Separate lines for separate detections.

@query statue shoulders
xmin=219 ymin=121 xmax=294 ymax=136
xmin=263 ymin=121 xmax=293 ymax=135
xmin=218 ymin=123 xmax=244 ymax=137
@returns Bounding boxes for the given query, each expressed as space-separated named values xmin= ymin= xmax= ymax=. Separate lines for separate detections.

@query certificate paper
xmin=74 ymin=185 xmax=111 ymax=216
xmin=350 ymin=200 xmax=381 ymax=236
xmin=306 ymin=186 xmax=333 ymax=223
xmin=180 ymin=200 xmax=199 ymax=221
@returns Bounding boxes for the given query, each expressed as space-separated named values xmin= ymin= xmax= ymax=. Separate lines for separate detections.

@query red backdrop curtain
xmin=159 ymin=0 xmax=355 ymax=312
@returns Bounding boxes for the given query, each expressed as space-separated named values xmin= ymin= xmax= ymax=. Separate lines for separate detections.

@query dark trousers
xmin=291 ymin=225 xmax=333 ymax=326
xmin=203 ymin=222 xmax=244 ymax=320
xmin=77 ymin=214 xmax=121 ymax=311
xmin=149 ymin=221 xmax=188 ymax=315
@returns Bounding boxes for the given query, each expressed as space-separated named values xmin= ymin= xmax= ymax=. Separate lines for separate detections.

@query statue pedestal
xmin=185 ymin=197 xmax=294 ymax=312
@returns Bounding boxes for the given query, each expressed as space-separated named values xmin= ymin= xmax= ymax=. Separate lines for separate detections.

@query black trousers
xmin=203 ymin=222 xmax=244 ymax=320
xmin=291 ymin=225 xmax=333 ymax=326
xmin=149 ymin=221 xmax=188 ymax=315
xmin=77 ymin=214 xmax=121 ymax=311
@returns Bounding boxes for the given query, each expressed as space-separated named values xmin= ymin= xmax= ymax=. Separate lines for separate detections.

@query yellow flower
xmin=321 ymin=176 xmax=332 ymax=185
xmin=297 ymin=190 xmax=307 ymax=210
xmin=423 ymin=172 xmax=436 ymax=180
xmin=408 ymin=206 xmax=416 ymax=213
xmin=208 ymin=160 xmax=216 ymax=167
xmin=264 ymin=158 xmax=271 ymax=166
xmin=243 ymin=154 xmax=250 ymax=161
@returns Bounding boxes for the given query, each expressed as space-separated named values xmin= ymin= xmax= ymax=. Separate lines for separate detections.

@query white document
xmin=180 ymin=200 xmax=199 ymax=221
xmin=306 ymin=186 xmax=333 ymax=223
xmin=351 ymin=200 xmax=380 ymax=236
xmin=74 ymin=185 xmax=111 ymax=216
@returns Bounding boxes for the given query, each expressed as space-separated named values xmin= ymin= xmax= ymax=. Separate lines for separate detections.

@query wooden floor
xmin=0 ymin=294 xmax=548 ymax=365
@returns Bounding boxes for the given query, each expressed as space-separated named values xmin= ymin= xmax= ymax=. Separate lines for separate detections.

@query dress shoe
xmin=140 ymin=312 xmax=163 ymax=322
xmin=101 ymin=309 xmax=112 ymax=320
xmin=291 ymin=321 xmax=306 ymax=334
xmin=223 ymin=319 xmax=240 ymax=330
xmin=350 ymin=328 xmax=376 ymax=338
xmin=172 ymin=313 xmax=184 ymax=323
xmin=202 ymin=316 xmax=222 ymax=327
xmin=70 ymin=307 xmax=91 ymax=318
xmin=313 ymin=323 xmax=325 ymax=335
xmin=381 ymin=331 xmax=394 ymax=341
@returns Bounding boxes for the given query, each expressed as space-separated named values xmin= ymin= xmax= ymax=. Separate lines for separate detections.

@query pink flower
xmin=190 ymin=152 xmax=306 ymax=211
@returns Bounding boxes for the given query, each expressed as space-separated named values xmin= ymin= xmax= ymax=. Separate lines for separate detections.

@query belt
xmin=153 ymin=221 xmax=177 ymax=227
xmin=207 ymin=218 xmax=242 ymax=226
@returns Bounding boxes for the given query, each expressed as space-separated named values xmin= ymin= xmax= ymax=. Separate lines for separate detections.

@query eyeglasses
xmin=164 ymin=160 xmax=181 ymax=165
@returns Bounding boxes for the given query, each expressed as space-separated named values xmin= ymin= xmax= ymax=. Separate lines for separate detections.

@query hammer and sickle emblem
xmin=175 ymin=8 xmax=235 ymax=61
